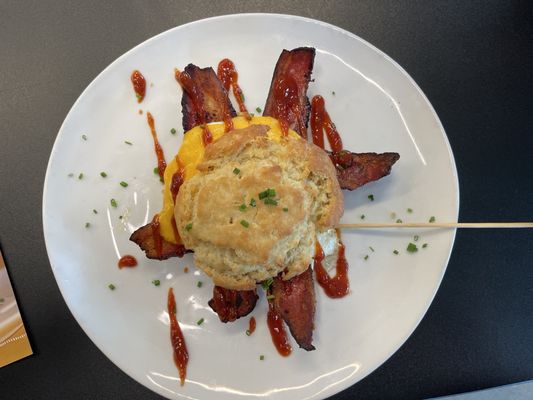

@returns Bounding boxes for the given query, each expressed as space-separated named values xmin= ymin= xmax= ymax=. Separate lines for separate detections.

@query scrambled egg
xmin=159 ymin=116 xmax=300 ymax=243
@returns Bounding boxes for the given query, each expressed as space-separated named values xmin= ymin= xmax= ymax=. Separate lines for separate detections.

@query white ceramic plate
xmin=43 ymin=14 xmax=459 ymax=400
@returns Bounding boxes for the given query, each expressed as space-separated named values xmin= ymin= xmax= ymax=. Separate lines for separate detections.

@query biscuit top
xmin=175 ymin=124 xmax=343 ymax=290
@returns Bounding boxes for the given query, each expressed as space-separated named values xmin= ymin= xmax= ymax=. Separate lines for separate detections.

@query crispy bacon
xmin=208 ymin=286 xmax=258 ymax=323
xmin=179 ymin=64 xmax=237 ymax=132
xmin=271 ymin=268 xmax=316 ymax=351
xmin=330 ymin=151 xmax=400 ymax=191
xmin=129 ymin=223 xmax=188 ymax=260
xmin=263 ymin=47 xmax=315 ymax=137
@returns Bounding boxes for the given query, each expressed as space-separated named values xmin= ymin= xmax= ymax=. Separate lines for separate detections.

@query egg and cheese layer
xmin=159 ymin=116 xmax=300 ymax=244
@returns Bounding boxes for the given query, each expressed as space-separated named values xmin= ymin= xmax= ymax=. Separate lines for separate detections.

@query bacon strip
xmin=263 ymin=47 xmax=315 ymax=137
xmin=271 ymin=268 xmax=316 ymax=351
xmin=129 ymin=223 xmax=188 ymax=260
xmin=208 ymin=286 xmax=258 ymax=323
xmin=330 ymin=151 xmax=400 ymax=191
xmin=180 ymin=64 xmax=237 ymax=132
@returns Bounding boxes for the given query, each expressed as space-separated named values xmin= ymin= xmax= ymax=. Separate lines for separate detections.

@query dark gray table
xmin=1 ymin=1 xmax=532 ymax=399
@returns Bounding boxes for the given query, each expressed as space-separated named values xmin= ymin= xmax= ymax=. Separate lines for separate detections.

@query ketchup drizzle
xmin=167 ymin=288 xmax=189 ymax=386
xmin=217 ymin=58 xmax=250 ymax=120
xmin=117 ymin=255 xmax=137 ymax=269
xmin=146 ymin=112 xmax=167 ymax=180
xmin=130 ymin=70 xmax=146 ymax=103
xmin=314 ymin=230 xmax=350 ymax=298
xmin=266 ymin=301 xmax=292 ymax=356
xmin=271 ymin=75 xmax=305 ymax=137
xmin=175 ymin=69 xmax=216 ymax=145
xmin=310 ymin=95 xmax=343 ymax=152
xmin=247 ymin=316 xmax=256 ymax=335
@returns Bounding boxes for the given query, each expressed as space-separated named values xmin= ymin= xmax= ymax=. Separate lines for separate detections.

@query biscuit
xmin=175 ymin=124 xmax=343 ymax=290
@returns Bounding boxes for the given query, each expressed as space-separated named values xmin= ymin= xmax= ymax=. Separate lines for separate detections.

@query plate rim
xmin=42 ymin=12 xmax=460 ymax=399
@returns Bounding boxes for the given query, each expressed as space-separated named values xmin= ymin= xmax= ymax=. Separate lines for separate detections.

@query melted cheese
xmin=159 ymin=116 xmax=301 ymax=243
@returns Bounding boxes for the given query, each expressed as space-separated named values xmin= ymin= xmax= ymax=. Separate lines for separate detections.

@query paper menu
xmin=0 ymin=248 xmax=32 ymax=367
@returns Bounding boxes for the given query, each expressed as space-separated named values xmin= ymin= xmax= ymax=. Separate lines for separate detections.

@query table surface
xmin=1 ymin=1 xmax=532 ymax=399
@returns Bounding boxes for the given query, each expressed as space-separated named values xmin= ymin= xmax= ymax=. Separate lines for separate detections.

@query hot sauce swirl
xmin=130 ymin=70 xmax=146 ymax=103
xmin=314 ymin=230 xmax=350 ymax=298
xmin=217 ymin=58 xmax=250 ymax=120
xmin=175 ymin=69 xmax=215 ymax=145
xmin=167 ymin=288 xmax=189 ymax=386
xmin=247 ymin=316 xmax=256 ymax=336
xmin=117 ymin=255 xmax=137 ymax=269
xmin=266 ymin=301 xmax=292 ymax=356
xmin=272 ymin=75 xmax=305 ymax=137
xmin=146 ymin=112 xmax=167 ymax=180
xmin=310 ymin=95 xmax=343 ymax=152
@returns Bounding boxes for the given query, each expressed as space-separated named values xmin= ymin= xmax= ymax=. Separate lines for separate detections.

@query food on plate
xmin=174 ymin=123 xmax=343 ymax=290
xmin=129 ymin=47 xmax=400 ymax=365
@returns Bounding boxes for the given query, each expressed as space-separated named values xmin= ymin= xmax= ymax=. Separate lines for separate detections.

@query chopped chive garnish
xmin=152 ymin=279 xmax=160 ymax=286
xmin=407 ymin=208 xmax=413 ymax=213
xmin=255 ymin=107 xmax=262 ymax=113
xmin=240 ymin=219 xmax=249 ymax=228
xmin=414 ymin=235 xmax=419 ymax=242
xmin=170 ymin=128 xmax=176 ymax=134
xmin=240 ymin=93 xmax=245 ymax=102
xmin=283 ymin=207 xmax=288 ymax=212
xmin=259 ymin=188 xmax=276 ymax=199
xmin=369 ymin=246 xmax=375 ymax=252
xmin=108 ymin=284 xmax=116 ymax=290
xmin=185 ymin=223 xmax=193 ymax=231
xmin=261 ymin=278 xmax=274 ymax=290
xmin=263 ymin=198 xmax=278 ymax=206
xmin=266 ymin=294 xmax=275 ymax=300
xmin=429 ymin=216 xmax=436 ymax=223
xmin=153 ymin=167 xmax=159 ymax=175
xmin=422 ymin=243 xmax=428 ymax=248
xmin=233 ymin=167 xmax=241 ymax=175
xmin=100 ymin=172 xmax=107 ymax=178
xmin=332 ymin=91 xmax=336 ymax=95
xmin=0 ymin=298 xmax=4 ymax=303
xmin=396 ymin=219 xmax=403 ymax=223
xmin=246 ymin=330 xmax=251 ymax=336
xmin=258 ymin=190 xmax=268 ymax=200
xmin=360 ymin=214 xmax=365 ymax=219
xmin=259 ymin=355 xmax=265 ymax=361
xmin=239 ymin=204 xmax=247 ymax=211
xmin=364 ymin=255 xmax=369 ymax=260
xmin=407 ymin=243 xmax=418 ymax=253
xmin=68 ymin=173 xmax=74 ymax=177
xmin=85 ymin=222 xmax=90 ymax=228
xmin=368 ymin=194 xmax=374 ymax=201
xmin=82 ymin=134 xmax=87 ymax=140
xmin=119 ymin=215 xmax=123 ymax=220
xmin=125 ymin=141 xmax=132 ymax=145
xmin=78 ymin=173 xmax=84 ymax=180
xmin=120 ymin=181 xmax=128 ymax=187
xmin=393 ymin=249 xmax=399 ymax=255
xmin=197 ymin=281 xmax=203 ymax=288
xmin=390 ymin=212 xmax=397 ymax=219
xmin=197 ymin=318 xmax=205 ymax=326
xmin=93 ymin=209 xmax=98 ymax=214
xmin=110 ymin=198 xmax=118 ymax=208
xmin=249 ymin=198 xmax=256 ymax=207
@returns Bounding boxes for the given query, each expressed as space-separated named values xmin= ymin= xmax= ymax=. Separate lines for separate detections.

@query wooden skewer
xmin=338 ymin=222 xmax=533 ymax=229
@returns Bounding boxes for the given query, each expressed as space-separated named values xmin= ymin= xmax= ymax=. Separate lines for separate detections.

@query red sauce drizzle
xmin=217 ymin=58 xmax=250 ymax=120
xmin=247 ymin=316 xmax=256 ymax=335
xmin=175 ymin=69 xmax=216 ymax=145
xmin=167 ymin=288 xmax=189 ymax=386
xmin=272 ymin=74 xmax=305 ymax=137
xmin=310 ymin=95 xmax=343 ymax=152
xmin=151 ymin=215 xmax=163 ymax=259
xmin=117 ymin=255 xmax=137 ymax=269
xmin=146 ymin=112 xmax=167 ymax=181
xmin=130 ymin=70 xmax=146 ymax=103
xmin=266 ymin=301 xmax=292 ymax=356
xmin=314 ymin=230 xmax=350 ymax=298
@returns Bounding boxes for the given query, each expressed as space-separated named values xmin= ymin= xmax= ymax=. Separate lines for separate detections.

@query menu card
xmin=0 ymin=248 xmax=32 ymax=367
